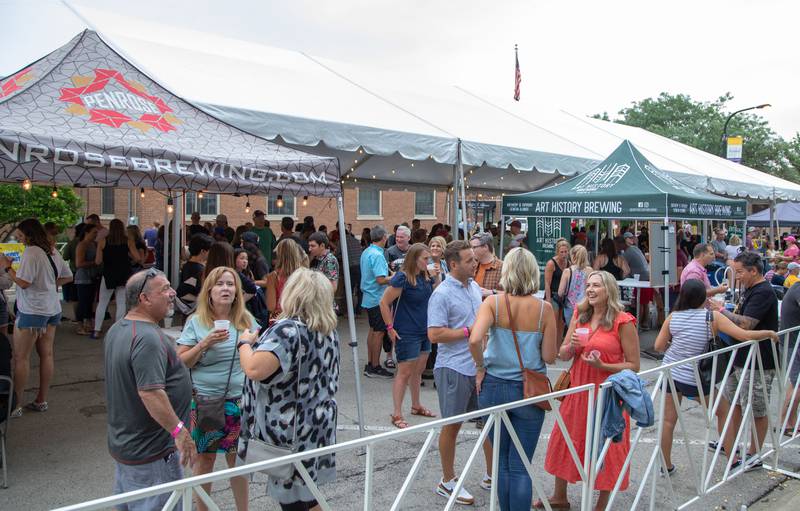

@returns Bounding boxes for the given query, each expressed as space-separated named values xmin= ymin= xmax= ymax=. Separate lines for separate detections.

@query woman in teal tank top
xmin=469 ymin=248 xmax=558 ymax=511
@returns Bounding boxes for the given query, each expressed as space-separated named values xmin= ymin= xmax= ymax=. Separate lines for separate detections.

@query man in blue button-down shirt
xmin=428 ymin=240 xmax=493 ymax=504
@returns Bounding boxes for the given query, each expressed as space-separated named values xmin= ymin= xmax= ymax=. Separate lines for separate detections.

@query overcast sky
xmin=1 ymin=0 xmax=797 ymax=139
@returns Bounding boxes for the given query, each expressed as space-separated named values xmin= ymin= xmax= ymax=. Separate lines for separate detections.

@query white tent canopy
xmin=15 ymin=3 xmax=800 ymax=201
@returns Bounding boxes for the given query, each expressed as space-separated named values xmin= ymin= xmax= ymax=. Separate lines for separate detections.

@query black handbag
xmin=698 ymin=310 xmax=729 ymax=389
xmin=194 ymin=330 xmax=238 ymax=432
xmin=553 ymin=267 xmax=572 ymax=308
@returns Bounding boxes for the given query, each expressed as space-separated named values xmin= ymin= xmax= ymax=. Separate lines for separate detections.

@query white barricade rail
xmin=52 ymin=384 xmax=598 ymax=511
xmin=51 ymin=327 xmax=800 ymax=511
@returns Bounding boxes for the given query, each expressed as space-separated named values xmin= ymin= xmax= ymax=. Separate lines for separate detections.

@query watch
xmin=236 ymin=340 xmax=250 ymax=350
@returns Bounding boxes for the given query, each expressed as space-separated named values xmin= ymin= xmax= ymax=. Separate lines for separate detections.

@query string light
xmin=245 ymin=196 xmax=251 ymax=214
xmin=167 ymin=196 xmax=174 ymax=214
xmin=276 ymin=195 xmax=284 ymax=209
xmin=198 ymin=190 xmax=204 ymax=199
xmin=302 ymin=195 xmax=308 ymax=207
xmin=139 ymin=187 xmax=145 ymax=199
xmin=22 ymin=179 xmax=31 ymax=191
xmin=410 ymin=163 xmax=415 ymax=167
xmin=50 ymin=185 xmax=58 ymax=198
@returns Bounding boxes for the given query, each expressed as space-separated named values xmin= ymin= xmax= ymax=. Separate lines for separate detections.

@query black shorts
xmin=366 ymin=306 xmax=386 ymax=332
xmin=666 ymin=379 xmax=710 ymax=398
xmin=280 ymin=500 xmax=318 ymax=511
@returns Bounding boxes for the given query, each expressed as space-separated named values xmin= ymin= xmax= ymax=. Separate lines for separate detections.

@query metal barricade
xmin=52 ymin=383 xmax=597 ymax=511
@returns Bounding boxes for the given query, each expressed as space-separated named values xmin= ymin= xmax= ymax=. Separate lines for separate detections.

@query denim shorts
xmin=394 ymin=334 xmax=431 ymax=363
xmin=16 ymin=311 xmax=61 ymax=329
xmin=113 ymin=452 xmax=183 ymax=511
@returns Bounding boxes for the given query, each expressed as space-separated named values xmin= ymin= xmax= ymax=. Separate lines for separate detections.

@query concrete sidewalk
xmin=3 ymin=315 xmax=800 ymax=510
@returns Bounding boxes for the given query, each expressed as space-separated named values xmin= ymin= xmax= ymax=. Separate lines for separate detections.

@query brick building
xmin=79 ymin=187 xmax=473 ymax=238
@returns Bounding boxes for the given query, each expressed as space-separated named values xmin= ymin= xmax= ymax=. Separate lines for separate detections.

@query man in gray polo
xmin=105 ymin=269 xmax=195 ymax=509
xmin=428 ymin=240 xmax=492 ymax=505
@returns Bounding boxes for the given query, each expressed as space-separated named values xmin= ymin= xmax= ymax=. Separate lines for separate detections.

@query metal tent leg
xmin=337 ymin=196 xmax=366 ymax=437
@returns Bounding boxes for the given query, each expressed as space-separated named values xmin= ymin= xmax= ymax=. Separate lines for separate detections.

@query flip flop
xmin=533 ymin=499 xmax=571 ymax=510
xmin=411 ymin=406 xmax=437 ymax=418
xmin=390 ymin=414 xmax=409 ymax=429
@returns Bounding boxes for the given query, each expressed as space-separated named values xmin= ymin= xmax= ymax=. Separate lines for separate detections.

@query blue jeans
xmin=478 ymin=373 xmax=545 ymax=511
xmin=563 ymin=305 xmax=574 ymax=325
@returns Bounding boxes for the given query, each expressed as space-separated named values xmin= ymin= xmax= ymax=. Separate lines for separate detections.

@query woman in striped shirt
xmin=654 ymin=279 xmax=777 ymax=475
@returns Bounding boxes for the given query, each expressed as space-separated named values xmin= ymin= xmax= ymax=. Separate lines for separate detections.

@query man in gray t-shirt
xmin=622 ymin=232 xmax=650 ymax=280
xmin=105 ymin=270 xmax=195 ymax=510
xmin=622 ymin=232 xmax=664 ymax=328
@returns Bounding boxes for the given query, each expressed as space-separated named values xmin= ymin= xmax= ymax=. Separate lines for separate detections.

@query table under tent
xmin=501 ymin=140 xmax=748 ymax=316
xmin=0 ymin=30 xmax=368 ymax=435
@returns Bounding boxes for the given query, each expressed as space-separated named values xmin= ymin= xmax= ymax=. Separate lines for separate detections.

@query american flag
xmin=513 ymin=45 xmax=521 ymax=101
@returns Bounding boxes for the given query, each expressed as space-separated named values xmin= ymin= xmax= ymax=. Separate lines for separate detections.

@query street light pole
xmin=720 ymin=103 xmax=771 ymax=158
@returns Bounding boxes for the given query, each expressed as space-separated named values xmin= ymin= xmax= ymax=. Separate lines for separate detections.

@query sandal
xmin=411 ymin=406 xmax=437 ymax=418
xmin=533 ymin=499 xmax=571 ymax=510
xmin=75 ymin=325 xmax=91 ymax=335
xmin=390 ymin=414 xmax=409 ymax=429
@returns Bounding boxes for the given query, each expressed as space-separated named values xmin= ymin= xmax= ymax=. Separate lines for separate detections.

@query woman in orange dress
xmin=535 ymin=270 xmax=640 ymax=511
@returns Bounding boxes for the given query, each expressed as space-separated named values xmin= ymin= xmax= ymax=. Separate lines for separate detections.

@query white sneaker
xmin=435 ymin=478 xmax=475 ymax=505
xmin=479 ymin=474 xmax=492 ymax=491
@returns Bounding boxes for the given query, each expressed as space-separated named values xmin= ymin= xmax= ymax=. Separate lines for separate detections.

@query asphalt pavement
xmin=3 ymin=310 xmax=800 ymax=510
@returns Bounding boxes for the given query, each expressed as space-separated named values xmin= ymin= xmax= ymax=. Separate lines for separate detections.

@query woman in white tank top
xmin=653 ymin=279 xmax=777 ymax=474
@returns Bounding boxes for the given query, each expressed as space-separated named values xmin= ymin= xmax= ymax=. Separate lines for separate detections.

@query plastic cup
xmin=427 ymin=263 xmax=436 ymax=271
xmin=633 ymin=274 xmax=640 ymax=281
xmin=214 ymin=320 xmax=230 ymax=332
xmin=575 ymin=327 xmax=591 ymax=346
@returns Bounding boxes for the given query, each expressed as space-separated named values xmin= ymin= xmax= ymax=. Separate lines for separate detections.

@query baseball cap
xmin=786 ymin=235 xmax=796 ymax=242
xmin=242 ymin=231 xmax=259 ymax=244
xmin=623 ymin=232 xmax=636 ymax=239
xmin=788 ymin=262 xmax=800 ymax=271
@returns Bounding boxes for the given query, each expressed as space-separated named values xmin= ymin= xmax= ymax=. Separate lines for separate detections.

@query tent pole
xmin=337 ymin=196 xmax=366 ymax=438
xmin=452 ymin=165 xmax=459 ymax=240
xmin=663 ymin=217 xmax=671 ymax=316
xmin=595 ymin=218 xmax=600 ymax=255
xmin=771 ymin=188 xmax=777 ymax=250
xmin=499 ymin=215 xmax=506 ymax=259
xmin=163 ymin=193 xmax=170 ymax=280
xmin=458 ymin=140 xmax=468 ymax=239
xmin=170 ymin=191 xmax=182 ymax=289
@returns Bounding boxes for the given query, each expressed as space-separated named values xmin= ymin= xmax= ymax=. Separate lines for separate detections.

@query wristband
xmin=171 ymin=421 xmax=184 ymax=438
xmin=463 ymin=326 xmax=470 ymax=338
xmin=386 ymin=324 xmax=394 ymax=331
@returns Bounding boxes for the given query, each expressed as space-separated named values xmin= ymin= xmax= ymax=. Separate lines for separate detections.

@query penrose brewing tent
xmin=502 ymin=140 xmax=747 ymax=313
xmin=0 ymin=30 xmax=367 ymax=435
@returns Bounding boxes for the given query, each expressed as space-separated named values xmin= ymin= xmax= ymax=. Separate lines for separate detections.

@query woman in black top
xmin=544 ymin=238 xmax=570 ymax=341
xmin=93 ymin=219 xmax=140 ymax=338
xmin=126 ymin=225 xmax=147 ymax=273
xmin=592 ymin=237 xmax=630 ymax=281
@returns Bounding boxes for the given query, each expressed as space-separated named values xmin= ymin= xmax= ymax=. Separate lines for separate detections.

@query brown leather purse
xmin=504 ymin=293 xmax=553 ymax=411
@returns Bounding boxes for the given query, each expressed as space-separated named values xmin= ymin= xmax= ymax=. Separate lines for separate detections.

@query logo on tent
xmin=0 ymin=67 xmax=34 ymax=98
xmin=571 ymin=163 xmax=629 ymax=193
xmin=58 ymin=69 xmax=182 ymax=133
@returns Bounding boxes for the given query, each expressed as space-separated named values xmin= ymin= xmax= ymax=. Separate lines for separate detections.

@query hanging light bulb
xmin=198 ymin=190 xmax=204 ymax=199
xmin=245 ymin=202 xmax=251 ymax=214
xmin=302 ymin=195 xmax=308 ymax=207
xmin=50 ymin=185 xmax=58 ymax=198
xmin=276 ymin=194 xmax=284 ymax=209
xmin=139 ymin=187 xmax=145 ymax=199
xmin=22 ymin=179 xmax=31 ymax=191
xmin=167 ymin=196 xmax=174 ymax=214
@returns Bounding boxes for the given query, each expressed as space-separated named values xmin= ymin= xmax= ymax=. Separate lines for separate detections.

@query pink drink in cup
xmin=575 ymin=327 xmax=591 ymax=346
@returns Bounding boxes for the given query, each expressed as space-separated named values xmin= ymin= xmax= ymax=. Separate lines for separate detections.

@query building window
xmin=357 ymin=188 xmax=381 ymax=218
xmin=414 ymin=190 xmax=435 ymax=217
xmin=101 ymin=188 xmax=115 ymax=216
xmin=267 ymin=195 xmax=296 ymax=218
xmin=185 ymin=192 xmax=219 ymax=217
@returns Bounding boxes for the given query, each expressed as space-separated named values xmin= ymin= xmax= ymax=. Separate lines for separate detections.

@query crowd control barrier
xmin=53 ymin=329 xmax=800 ymax=511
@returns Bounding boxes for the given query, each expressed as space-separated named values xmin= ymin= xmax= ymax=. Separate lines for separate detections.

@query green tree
xmin=596 ymin=92 xmax=799 ymax=183
xmin=0 ymin=184 xmax=83 ymax=239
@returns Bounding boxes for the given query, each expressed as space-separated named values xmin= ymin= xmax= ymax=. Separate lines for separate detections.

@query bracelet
xmin=171 ymin=421 xmax=184 ymax=438
xmin=463 ymin=326 xmax=470 ymax=338
xmin=386 ymin=324 xmax=394 ymax=331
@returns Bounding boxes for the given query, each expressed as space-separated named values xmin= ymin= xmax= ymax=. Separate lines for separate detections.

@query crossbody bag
xmin=193 ymin=330 xmax=238 ymax=432
xmin=503 ymin=294 xmax=553 ymax=411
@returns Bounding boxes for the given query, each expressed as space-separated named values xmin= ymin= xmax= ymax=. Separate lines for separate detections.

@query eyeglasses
xmin=136 ymin=268 xmax=159 ymax=298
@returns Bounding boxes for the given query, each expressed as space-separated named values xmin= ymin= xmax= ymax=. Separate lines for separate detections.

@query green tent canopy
xmin=502 ymin=140 xmax=747 ymax=220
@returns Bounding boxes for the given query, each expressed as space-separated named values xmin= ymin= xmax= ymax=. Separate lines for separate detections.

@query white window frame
xmin=414 ymin=190 xmax=437 ymax=219
xmin=100 ymin=188 xmax=115 ymax=219
xmin=266 ymin=194 xmax=297 ymax=221
xmin=356 ymin=188 xmax=383 ymax=220
xmin=184 ymin=192 xmax=220 ymax=220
